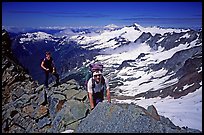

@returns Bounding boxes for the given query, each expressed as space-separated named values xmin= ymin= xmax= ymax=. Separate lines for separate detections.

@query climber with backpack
xmin=86 ymin=63 xmax=111 ymax=110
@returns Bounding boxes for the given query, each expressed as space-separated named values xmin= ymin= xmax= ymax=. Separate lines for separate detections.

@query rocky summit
xmin=2 ymin=29 xmax=201 ymax=133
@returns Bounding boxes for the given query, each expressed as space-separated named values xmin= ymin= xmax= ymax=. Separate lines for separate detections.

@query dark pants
xmin=44 ymin=69 xmax=59 ymax=87
xmin=93 ymin=91 xmax=104 ymax=106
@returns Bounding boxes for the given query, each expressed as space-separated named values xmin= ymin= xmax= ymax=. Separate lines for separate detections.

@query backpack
xmin=84 ymin=63 xmax=106 ymax=92
xmin=89 ymin=63 xmax=103 ymax=72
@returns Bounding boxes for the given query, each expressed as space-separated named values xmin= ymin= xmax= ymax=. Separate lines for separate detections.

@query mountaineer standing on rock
xmin=41 ymin=51 xmax=60 ymax=88
xmin=87 ymin=63 xmax=111 ymax=110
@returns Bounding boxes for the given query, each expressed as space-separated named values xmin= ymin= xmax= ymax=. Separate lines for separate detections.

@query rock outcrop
xmin=76 ymin=102 xmax=201 ymax=133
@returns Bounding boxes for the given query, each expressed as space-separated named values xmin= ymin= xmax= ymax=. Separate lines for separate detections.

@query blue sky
xmin=2 ymin=2 xmax=202 ymax=29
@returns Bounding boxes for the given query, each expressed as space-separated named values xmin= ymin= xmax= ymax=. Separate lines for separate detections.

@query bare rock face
xmin=146 ymin=105 xmax=160 ymax=121
xmin=76 ymin=102 xmax=201 ymax=133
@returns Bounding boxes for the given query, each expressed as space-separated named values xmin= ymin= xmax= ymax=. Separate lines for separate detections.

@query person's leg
xmin=93 ymin=92 xmax=104 ymax=106
xmin=53 ymin=72 xmax=59 ymax=85
xmin=93 ymin=97 xmax=97 ymax=107
xmin=45 ymin=71 xmax=49 ymax=88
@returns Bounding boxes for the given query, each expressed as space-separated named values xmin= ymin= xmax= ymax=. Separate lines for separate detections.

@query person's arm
xmin=105 ymin=77 xmax=111 ymax=103
xmin=88 ymin=92 xmax=95 ymax=110
xmin=106 ymin=88 xmax=111 ymax=103
xmin=87 ymin=79 xmax=95 ymax=110
xmin=41 ymin=60 xmax=49 ymax=71
xmin=51 ymin=58 xmax=56 ymax=73
xmin=52 ymin=65 xmax=55 ymax=73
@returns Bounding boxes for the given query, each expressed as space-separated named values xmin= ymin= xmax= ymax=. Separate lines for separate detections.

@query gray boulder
xmin=76 ymin=102 xmax=201 ymax=133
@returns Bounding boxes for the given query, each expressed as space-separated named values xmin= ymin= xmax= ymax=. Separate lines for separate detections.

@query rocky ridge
xmin=76 ymin=102 xmax=201 ymax=133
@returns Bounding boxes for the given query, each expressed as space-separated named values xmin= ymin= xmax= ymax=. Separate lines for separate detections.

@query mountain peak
xmin=104 ymin=24 xmax=118 ymax=28
xmin=104 ymin=24 xmax=119 ymax=30
xmin=20 ymin=31 xmax=55 ymax=43
xmin=133 ymin=23 xmax=142 ymax=27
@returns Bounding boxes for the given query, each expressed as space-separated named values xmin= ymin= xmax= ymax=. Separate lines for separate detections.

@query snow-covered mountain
xmin=19 ymin=32 xmax=57 ymax=43
xmin=104 ymin=24 xmax=121 ymax=31
xmin=8 ymin=23 xmax=202 ymax=131
xmin=70 ymin=23 xmax=202 ymax=131
xmin=70 ymin=23 xmax=190 ymax=50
